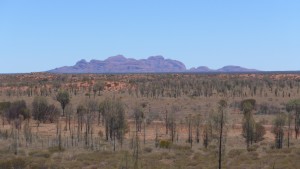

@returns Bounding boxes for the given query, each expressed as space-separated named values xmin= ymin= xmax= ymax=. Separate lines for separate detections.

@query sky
xmin=0 ymin=0 xmax=300 ymax=73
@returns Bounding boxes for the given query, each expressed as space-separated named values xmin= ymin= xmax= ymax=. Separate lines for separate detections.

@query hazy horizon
xmin=1 ymin=1 xmax=299 ymax=73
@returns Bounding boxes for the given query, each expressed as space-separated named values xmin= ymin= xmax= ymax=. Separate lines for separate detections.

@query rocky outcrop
xmin=48 ymin=55 xmax=186 ymax=73
xmin=48 ymin=55 xmax=258 ymax=73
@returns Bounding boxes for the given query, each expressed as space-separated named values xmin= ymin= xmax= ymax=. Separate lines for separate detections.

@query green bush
xmin=159 ymin=140 xmax=171 ymax=149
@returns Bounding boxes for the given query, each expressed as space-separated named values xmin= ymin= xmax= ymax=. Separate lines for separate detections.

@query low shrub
xmin=248 ymin=151 xmax=259 ymax=160
xmin=293 ymin=148 xmax=300 ymax=155
xmin=248 ymin=145 xmax=259 ymax=152
xmin=159 ymin=140 xmax=171 ymax=149
xmin=0 ymin=157 xmax=26 ymax=169
xmin=144 ymin=147 xmax=152 ymax=153
xmin=48 ymin=146 xmax=65 ymax=153
xmin=228 ymin=149 xmax=244 ymax=158
xmin=172 ymin=144 xmax=191 ymax=151
xmin=29 ymin=150 xmax=51 ymax=158
xmin=281 ymin=148 xmax=292 ymax=154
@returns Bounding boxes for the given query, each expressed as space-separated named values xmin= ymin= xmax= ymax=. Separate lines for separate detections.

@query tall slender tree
xmin=56 ymin=90 xmax=70 ymax=116
xmin=217 ymin=100 xmax=227 ymax=169
xmin=273 ymin=113 xmax=286 ymax=149
xmin=286 ymin=101 xmax=294 ymax=148
xmin=99 ymin=97 xmax=127 ymax=151
xmin=286 ymin=99 xmax=300 ymax=139
xmin=241 ymin=99 xmax=256 ymax=150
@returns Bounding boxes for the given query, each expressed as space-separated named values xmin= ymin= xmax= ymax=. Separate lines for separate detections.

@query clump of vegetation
xmin=159 ymin=140 xmax=172 ymax=149
xmin=172 ymin=144 xmax=191 ymax=151
xmin=143 ymin=147 xmax=152 ymax=153
xmin=48 ymin=146 xmax=65 ymax=153
xmin=29 ymin=150 xmax=51 ymax=158
xmin=227 ymin=149 xmax=245 ymax=158
xmin=241 ymin=99 xmax=266 ymax=150
xmin=272 ymin=112 xmax=286 ymax=149
xmin=32 ymin=96 xmax=60 ymax=124
xmin=0 ymin=157 xmax=26 ymax=169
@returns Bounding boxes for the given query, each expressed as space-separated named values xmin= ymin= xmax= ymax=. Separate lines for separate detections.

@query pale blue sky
xmin=0 ymin=0 xmax=299 ymax=73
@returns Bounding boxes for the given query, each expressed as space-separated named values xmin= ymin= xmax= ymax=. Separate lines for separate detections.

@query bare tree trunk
xmin=187 ymin=115 xmax=192 ymax=148
xmin=247 ymin=120 xmax=250 ymax=150
xmin=68 ymin=113 xmax=71 ymax=131
xmin=196 ymin=126 xmax=200 ymax=143
xmin=155 ymin=124 xmax=158 ymax=148
xmin=218 ymin=110 xmax=224 ymax=169
xmin=295 ymin=115 xmax=299 ymax=139
xmin=143 ymin=120 xmax=146 ymax=145
xmin=113 ymin=131 xmax=116 ymax=151
xmin=105 ymin=122 xmax=109 ymax=141
xmin=98 ymin=112 xmax=101 ymax=126
xmin=85 ymin=120 xmax=88 ymax=146
xmin=65 ymin=116 xmax=68 ymax=131
xmin=288 ymin=114 xmax=291 ymax=148
xmin=165 ymin=110 xmax=168 ymax=134
xmin=134 ymin=133 xmax=139 ymax=169
xmin=58 ymin=124 xmax=62 ymax=151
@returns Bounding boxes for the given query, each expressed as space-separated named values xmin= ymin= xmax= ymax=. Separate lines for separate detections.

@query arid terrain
xmin=0 ymin=73 xmax=300 ymax=169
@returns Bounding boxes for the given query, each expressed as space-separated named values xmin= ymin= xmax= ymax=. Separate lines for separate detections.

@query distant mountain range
xmin=48 ymin=55 xmax=259 ymax=73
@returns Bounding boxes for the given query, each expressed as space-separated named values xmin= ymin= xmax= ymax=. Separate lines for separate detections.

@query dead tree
xmin=65 ymin=104 xmax=73 ymax=131
xmin=217 ymin=100 xmax=227 ymax=169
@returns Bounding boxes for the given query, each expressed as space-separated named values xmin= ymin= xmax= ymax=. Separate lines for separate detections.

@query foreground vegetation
xmin=0 ymin=73 xmax=300 ymax=168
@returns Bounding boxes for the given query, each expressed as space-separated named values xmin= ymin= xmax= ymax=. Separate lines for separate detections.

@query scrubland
xmin=0 ymin=73 xmax=300 ymax=168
